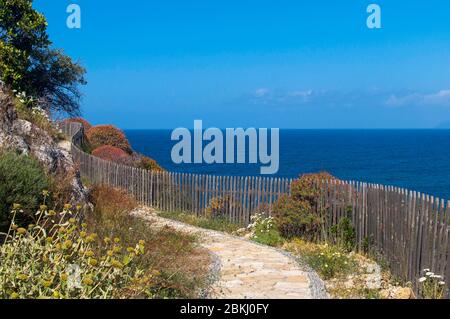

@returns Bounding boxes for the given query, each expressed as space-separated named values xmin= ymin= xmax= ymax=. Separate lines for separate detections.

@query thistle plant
xmin=0 ymin=192 xmax=156 ymax=299
xmin=418 ymin=269 xmax=447 ymax=299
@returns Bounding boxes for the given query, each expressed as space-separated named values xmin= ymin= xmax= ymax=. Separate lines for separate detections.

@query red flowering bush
xmin=87 ymin=125 xmax=132 ymax=154
xmin=92 ymin=145 xmax=130 ymax=164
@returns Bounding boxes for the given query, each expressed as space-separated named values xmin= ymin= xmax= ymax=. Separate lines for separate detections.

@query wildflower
xmin=127 ymin=247 xmax=135 ymax=253
xmin=85 ymin=235 xmax=95 ymax=243
xmin=76 ymin=205 xmax=82 ymax=211
xmin=60 ymin=273 xmax=68 ymax=282
xmin=11 ymin=224 xmax=18 ymax=230
xmin=63 ymin=204 xmax=72 ymax=211
xmin=88 ymin=258 xmax=98 ymax=267
xmin=62 ymin=240 xmax=73 ymax=250
xmin=40 ymin=205 xmax=48 ymax=211
xmin=114 ymin=237 xmax=120 ymax=243
xmin=426 ymin=272 xmax=434 ymax=276
xmin=431 ymin=274 xmax=442 ymax=279
xmin=10 ymin=292 xmax=19 ymax=299
xmin=85 ymin=250 xmax=95 ymax=257
xmin=48 ymin=210 xmax=56 ymax=216
xmin=17 ymin=228 xmax=27 ymax=235
xmin=423 ymin=268 xmax=431 ymax=272
xmin=42 ymin=190 xmax=49 ymax=197
xmin=113 ymin=246 xmax=121 ymax=254
xmin=139 ymin=240 xmax=145 ymax=246
xmin=419 ymin=277 xmax=427 ymax=283
xmin=111 ymin=259 xmax=124 ymax=269
xmin=80 ymin=231 xmax=87 ymax=238
xmin=439 ymin=281 xmax=446 ymax=286
xmin=104 ymin=237 xmax=111 ymax=244
xmin=41 ymin=279 xmax=53 ymax=288
xmin=69 ymin=218 xmax=76 ymax=224
xmin=16 ymin=273 xmax=28 ymax=281
xmin=12 ymin=203 xmax=21 ymax=210
xmin=82 ymin=276 xmax=94 ymax=286
xmin=53 ymin=290 xmax=60 ymax=299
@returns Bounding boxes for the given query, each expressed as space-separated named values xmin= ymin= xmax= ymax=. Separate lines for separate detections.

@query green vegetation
xmin=247 ymin=213 xmax=284 ymax=247
xmin=158 ymin=211 xmax=242 ymax=234
xmin=0 ymin=151 xmax=50 ymax=233
xmin=0 ymin=186 xmax=212 ymax=299
xmin=0 ymin=0 xmax=86 ymax=115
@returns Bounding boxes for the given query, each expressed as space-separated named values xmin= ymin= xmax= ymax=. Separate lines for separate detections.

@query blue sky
xmin=34 ymin=0 xmax=450 ymax=129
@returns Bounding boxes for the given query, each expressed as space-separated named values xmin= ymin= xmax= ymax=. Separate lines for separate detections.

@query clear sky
xmin=34 ymin=0 xmax=450 ymax=129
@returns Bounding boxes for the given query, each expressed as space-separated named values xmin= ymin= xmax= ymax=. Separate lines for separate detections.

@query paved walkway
xmin=132 ymin=208 xmax=328 ymax=299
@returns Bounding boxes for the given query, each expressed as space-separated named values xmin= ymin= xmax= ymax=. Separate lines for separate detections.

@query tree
xmin=0 ymin=0 xmax=86 ymax=115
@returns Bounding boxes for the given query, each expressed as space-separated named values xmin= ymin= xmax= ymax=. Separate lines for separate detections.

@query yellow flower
xmin=46 ymin=237 xmax=53 ymax=243
xmin=88 ymin=258 xmax=98 ymax=267
xmin=48 ymin=210 xmax=56 ymax=216
xmin=82 ymin=276 xmax=94 ymax=286
xmin=81 ymin=223 xmax=87 ymax=228
xmin=40 ymin=205 xmax=48 ymax=211
xmin=76 ymin=205 xmax=82 ymax=211
xmin=80 ymin=231 xmax=87 ymax=238
xmin=52 ymin=290 xmax=60 ymax=299
xmin=104 ymin=237 xmax=111 ymax=244
xmin=16 ymin=273 xmax=28 ymax=281
xmin=12 ymin=203 xmax=21 ymax=210
xmin=114 ymin=237 xmax=120 ymax=243
xmin=63 ymin=204 xmax=72 ymax=211
xmin=111 ymin=259 xmax=124 ymax=269
xmin=11 ymin=224 xmax=18 ymax=230
xmin=41 ymin=279 xmax=53 ymax=288
xmin=60 ymin=273 xmax=68 ymax=282
xmin=85 ymin=250 xmax=95 ymax=257
xmin=126 ymin=247 xmax=135 ymax=253
xmin=17 ymin=228 xmax=27 ymax=235
xmin=112 ymin=246 xmax=121 ymax=254
xmin=62 ymin=240 xmax=73 ymax=250
xmin=86 ymin=235 xmax=95 ymax=243
xmin=10 ymin=292 xmax=19 ymax=299
xmin=139 ymin=240 xmax=145 ymax=246
xmin=106 ymin=250 xmax=114 ymax=257
xmin=69 ymin=218 xmax=76 ymax=224
xmin=58 ymin=227 xmax=66 ymax=234
xmin=42 ymin=190 xmax=49 ymax=196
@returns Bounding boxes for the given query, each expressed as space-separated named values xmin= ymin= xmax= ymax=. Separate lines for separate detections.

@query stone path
xmin=132 ymin=208 xmax=328 ymax=299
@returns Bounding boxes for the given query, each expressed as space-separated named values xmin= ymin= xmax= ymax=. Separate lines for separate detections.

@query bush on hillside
xmin=92 ymin=145 xmax=131 ymax=164
xmin=0 ymin=151 xmax=51 ymax=233
xmin=272 ymin=172 xmax=336 ymax=240
xmin=87 ymin=125 xmax=132 ymax=154
xmin=134 ymin=155 xmax=164 ymax=172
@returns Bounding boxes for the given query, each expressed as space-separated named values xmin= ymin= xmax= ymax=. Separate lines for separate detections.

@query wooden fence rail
xmin=60 ymin=122 xmax=450 ymax=296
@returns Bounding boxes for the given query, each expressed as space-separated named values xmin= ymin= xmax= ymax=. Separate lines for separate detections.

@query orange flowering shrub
xmin=87 ymin=125 xmax=132 ymax=154
xmin=92 ymin=145 xmax=130 ymax=164
xmin=134 ymin=156 xmax=164 ymax=172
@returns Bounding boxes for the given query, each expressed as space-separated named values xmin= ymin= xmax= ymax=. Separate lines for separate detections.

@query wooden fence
xmin=60 ymin=122 xmax=450 ymax=296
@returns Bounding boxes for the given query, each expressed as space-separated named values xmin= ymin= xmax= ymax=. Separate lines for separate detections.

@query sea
xmin=125 ymin=129 xmax=450 ymax=200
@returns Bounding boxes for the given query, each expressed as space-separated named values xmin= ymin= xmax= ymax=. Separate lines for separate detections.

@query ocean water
xmin=125 ymin=130 xmax=450 ymax=200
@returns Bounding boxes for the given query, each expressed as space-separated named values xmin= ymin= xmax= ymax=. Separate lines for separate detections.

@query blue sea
xmin=125 ymin=130 xmax=450 ymax=200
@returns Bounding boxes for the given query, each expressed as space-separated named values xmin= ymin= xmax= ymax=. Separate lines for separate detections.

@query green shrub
xmin=248 ymin=213 xmax=284 ymax=247
xmin=272 ymin=172 xmax=336 ymax=240
xmin=0 ymin=151 xmax=50 ymax=233
xmin=135 ymin=155 xmax=164 ymax=172
xmin=329 ymin=213 xmax=356 ymax=252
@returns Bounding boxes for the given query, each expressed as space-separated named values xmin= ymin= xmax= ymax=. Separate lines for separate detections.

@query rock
xmin=391 ymin=287 xmax=412 ymax=299
xmin=0 ymin=87 xmax=90 ymax=210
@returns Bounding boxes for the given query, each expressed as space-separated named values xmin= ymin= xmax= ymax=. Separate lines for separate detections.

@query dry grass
xmin=87 ymin=185 xmax=213 ymax=298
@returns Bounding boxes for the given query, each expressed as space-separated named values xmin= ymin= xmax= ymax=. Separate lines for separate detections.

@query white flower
xmin=419 ymin=277 xmax=427 ymax=283
xmin=423 ymin=268 xmax=430 ymax=272
xmin=439 ymin=281 xmax=446 ymax=286
xmin=426 ymin=272 xmax=434 ymax=276
xmin=431 ymin=274 xmax=442 ymax=279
